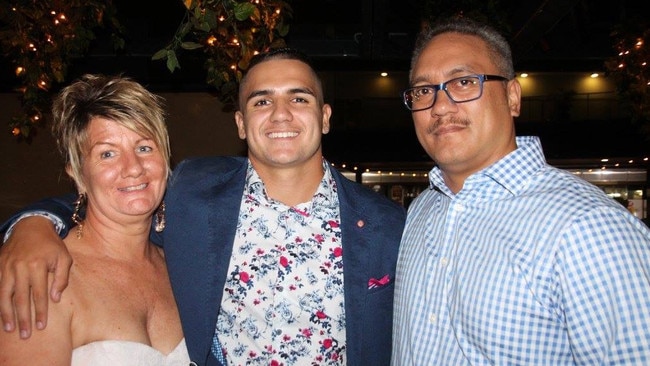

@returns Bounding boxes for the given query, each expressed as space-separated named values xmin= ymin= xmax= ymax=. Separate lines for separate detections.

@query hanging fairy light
xmin=0 ymin=0 xmax=123 ymax=141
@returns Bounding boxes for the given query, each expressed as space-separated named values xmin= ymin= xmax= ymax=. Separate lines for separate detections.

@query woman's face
xmin=76 ymin=117 xmax=167 ymax=226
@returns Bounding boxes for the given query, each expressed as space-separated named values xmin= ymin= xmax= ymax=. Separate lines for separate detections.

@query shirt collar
xmin=244 ymin=158 xmax=338 ymax=211
xmin=429 ymin=136 xmax=547 ymax=196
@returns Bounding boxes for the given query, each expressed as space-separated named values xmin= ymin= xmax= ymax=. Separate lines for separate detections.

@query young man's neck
xmin=250 ymin=156 xmax=326 ymax=207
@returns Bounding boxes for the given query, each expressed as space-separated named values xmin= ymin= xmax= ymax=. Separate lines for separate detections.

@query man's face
xmin=410 ymin=33 xmax=521 ymax=186
xmin=235 ymin=59 xmax=332 ymax=171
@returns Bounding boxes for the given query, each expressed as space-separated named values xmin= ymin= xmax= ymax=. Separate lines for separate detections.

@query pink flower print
xmin=271 ymin=360 xmax=280 ymax=366
xmin=332 ymin=247 xmax=343 ymax=257
xmin=316 ymin=310 xmax=327 ymax=319
xmin=301 ymin=328 xmax=312 ymax=338
xmin=328 ymin=220 xmax=340 ymax=228
xmin=256 ymin=248 xmax=265 ymax=255
xmin=283 ymin=334 xmax=291 ymax=342
xmin=239 ymin=271 xmax=250 ymax=283
xmin=279 ymin=256 xmax=289 ymax=267
xmin=314 ymin=234 xmax=325 ymax=243
xmin=323 ymin=339 xmax=333 ymax=349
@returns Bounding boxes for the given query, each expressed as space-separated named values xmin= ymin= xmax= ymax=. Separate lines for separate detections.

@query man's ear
xmin=321 ymin=104 xmax=332 ymax=134
xmin=235 ymin=110 xmax=247 ymax=140
xmin=507 ymin=79 xmax=522 ymax=117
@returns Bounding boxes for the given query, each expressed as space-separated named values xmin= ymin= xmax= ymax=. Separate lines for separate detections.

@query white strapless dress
xmin=71 ymin=338 xmax=191 ymax=365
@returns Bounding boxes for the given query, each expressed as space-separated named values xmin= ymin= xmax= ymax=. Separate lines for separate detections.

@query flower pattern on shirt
xmin=216 ymin=161 xmax=346 ymax=366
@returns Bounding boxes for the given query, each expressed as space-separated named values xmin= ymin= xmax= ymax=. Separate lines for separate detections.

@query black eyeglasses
xmin=402 ymin=74 xmax=509 ymax=112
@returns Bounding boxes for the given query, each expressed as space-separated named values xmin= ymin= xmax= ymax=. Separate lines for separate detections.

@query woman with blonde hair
xmin=0 ymin=74 xmax=190 ymax=365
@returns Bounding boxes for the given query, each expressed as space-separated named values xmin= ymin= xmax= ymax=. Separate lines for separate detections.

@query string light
xmin=1 ymin=1 xmax=123 ymax=140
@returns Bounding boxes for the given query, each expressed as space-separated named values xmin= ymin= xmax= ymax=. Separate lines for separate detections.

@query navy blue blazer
xmin=2 ymin=156 xmax=406 ymax=366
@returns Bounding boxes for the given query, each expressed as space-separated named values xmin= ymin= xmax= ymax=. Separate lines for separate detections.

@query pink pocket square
xmin=368 ymin=274 xmax=391 ymax=289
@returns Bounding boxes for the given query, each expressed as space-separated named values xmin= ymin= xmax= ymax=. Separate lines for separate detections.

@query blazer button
xmin=357 ymin=220 xmax=365 ymax=228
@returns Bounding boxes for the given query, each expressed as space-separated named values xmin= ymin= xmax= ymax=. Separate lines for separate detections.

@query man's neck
xmin=251 ymin=157 xmax=326 ymax=207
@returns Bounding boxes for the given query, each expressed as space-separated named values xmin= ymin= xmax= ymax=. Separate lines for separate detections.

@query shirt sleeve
xmin=3 ymin=211 xmax=65 ymax=243
xmin=558 ymin=206 xmax=650 ymax=364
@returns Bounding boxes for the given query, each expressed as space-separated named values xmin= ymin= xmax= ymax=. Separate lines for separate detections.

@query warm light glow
xmin=618 ymin=63 xmax=624 ymax=68
xmin=520 ymin=73 xmax=528 ymax=78
xmin=230 ymin=64 xmax=236 ymax=70
xmin=219 ymin=16 xmax=225 ymax=21
xmin=380 ymin=72 xmax=388 ymax=77
xmin=15 ymin=67 xmax=24 ymax=76
xmin=276 ymin=8 xmax=281 ymax=15
xmin=207 ymin=36 xmax=217 ymax=46
xmin=601 ymin=158 xmax=609 ymax=162
xmin=590 ymin=73 xmax=599 ymax=78
xmin=341 ymin=164 xmax=346 ymax=168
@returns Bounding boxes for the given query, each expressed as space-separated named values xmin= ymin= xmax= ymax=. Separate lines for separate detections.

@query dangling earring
xmin=154 ymin=201 xmax=166 ymax=232
xmin=72 ymin=193 xmax=86 ymax=239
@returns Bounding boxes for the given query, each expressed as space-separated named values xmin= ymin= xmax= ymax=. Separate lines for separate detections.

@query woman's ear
xmin=65 ymin=165 xmax=85 ymax=193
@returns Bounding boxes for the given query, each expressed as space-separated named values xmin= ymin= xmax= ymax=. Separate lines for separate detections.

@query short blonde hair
xmin=51 ymin=74 xmax=171 ymax=186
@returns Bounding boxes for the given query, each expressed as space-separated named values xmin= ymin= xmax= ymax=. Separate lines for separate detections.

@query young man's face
xmin=235 ymin=59 xmax=332 ymax=171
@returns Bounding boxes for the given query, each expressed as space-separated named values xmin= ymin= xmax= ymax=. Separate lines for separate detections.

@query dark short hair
xmin=247 ymin=48 xmax=315 ymax=70
xmin=238 ymin=48 xmax=324 ymax=108
xmin=410 ymin=17 xmax=515 ymax=81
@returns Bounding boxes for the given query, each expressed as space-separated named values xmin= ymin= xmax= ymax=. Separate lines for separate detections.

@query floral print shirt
xmin=215 ymin=161 xmax=346 ymax=365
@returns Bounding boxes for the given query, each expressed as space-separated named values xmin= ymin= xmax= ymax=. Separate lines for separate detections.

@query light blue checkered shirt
xmin=392 ymin=136 xmax=650 ymax=365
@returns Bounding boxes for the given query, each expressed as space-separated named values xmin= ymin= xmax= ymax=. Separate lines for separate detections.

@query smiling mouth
xmin=268 ymin=131 xmax=299 ymax=139
xmin=119 ymin=183 xmax=148 ymax=192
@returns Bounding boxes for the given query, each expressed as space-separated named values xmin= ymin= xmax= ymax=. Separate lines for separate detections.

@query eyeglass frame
xmin=402 ymin=74 xmax=510 ymax=112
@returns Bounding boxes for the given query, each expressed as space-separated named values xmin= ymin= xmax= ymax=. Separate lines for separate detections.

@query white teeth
xmin=268 ymin=131 xmax=298 ymax=138
xmin=120 ymin=183 xmax=147 ymax=192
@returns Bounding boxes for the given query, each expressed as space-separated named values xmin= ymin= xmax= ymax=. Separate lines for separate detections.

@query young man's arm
xmin=0 ymin=194 xmax=76 ymax=339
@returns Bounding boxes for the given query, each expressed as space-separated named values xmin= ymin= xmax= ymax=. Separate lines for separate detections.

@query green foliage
xmin=0 ymin=0 xmax=124 ymax=141
xmin=153 ymin=0 xmax=292 ymax=109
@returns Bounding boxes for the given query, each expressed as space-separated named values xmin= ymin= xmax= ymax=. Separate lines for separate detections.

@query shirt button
xmin=440 ymin=257 xmax=449 ymax=266
xmin=357 ymin=220 xmax=365 ymax=228
xmin=429 ymin=314 xmax=437 ymax=323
